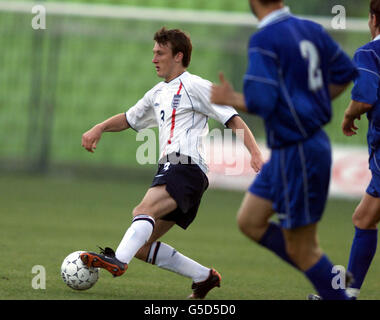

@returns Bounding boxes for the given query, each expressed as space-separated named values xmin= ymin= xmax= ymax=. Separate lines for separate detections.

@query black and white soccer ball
xmin=61 ymin=251 xmax=99 ymax=290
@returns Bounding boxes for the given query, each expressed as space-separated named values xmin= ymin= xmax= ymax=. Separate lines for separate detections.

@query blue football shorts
xmin=249 ymin=130 xmax=332 ymax=229
xmin=366 ymin=169 xmax=380 ymax=198
xmin=366 ymin=148 xmax=380 ymax=198
xmin=150 ymin=153 xmax=209 ymax=230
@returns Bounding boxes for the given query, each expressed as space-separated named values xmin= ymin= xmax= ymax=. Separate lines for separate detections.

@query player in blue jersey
xmin=211 ymin=0 xmax=357 ymax=299
xmin=335 ymin=0 xmax=380 ymax=300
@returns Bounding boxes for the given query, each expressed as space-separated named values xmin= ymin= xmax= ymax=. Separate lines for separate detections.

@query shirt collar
xmin=258 ymin=6 xmax=291 ymax=29
xmin=373 ymin=34 xmax=380 ymax=42
xmin=165 ymin=71 xmax=188 ymax=84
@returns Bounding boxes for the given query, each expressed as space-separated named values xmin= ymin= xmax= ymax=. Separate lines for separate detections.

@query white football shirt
xmin=125 ymin=71 xmax=238 ymax=173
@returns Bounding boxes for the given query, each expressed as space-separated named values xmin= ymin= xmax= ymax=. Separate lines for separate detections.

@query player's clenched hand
xmin=82 ymin=125 xmax=103 ymax=153
xmin=342 ymin=115 xmax=360 ymax=136
xmin=211 ymin=72 xmax=236 ymax=106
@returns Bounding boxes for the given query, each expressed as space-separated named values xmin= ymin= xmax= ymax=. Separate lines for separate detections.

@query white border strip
xmin=0 ymin=1 xmax=369 ymax=31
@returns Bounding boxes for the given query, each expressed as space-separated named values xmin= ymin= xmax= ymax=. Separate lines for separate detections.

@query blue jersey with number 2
xmin=244 ymin=11 xmax=357 ymax=148
xmin=246 ymin=8 xmax=357 ymax=229
xmin=352 ymin=39 xmax=380 ymax=154
xmin=351 ymin=37 xmax=380 ymax=196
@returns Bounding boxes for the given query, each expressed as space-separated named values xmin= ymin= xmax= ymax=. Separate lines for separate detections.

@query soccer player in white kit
xmin=80 ymin=27 xmax=264 ymax=299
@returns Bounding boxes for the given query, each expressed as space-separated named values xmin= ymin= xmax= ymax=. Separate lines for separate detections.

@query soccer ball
xmin=61 ymin=251 xmax=99 ymax=290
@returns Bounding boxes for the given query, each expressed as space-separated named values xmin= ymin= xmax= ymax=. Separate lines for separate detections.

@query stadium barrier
xmin=206 ymin=139 xmax=370 ymax=199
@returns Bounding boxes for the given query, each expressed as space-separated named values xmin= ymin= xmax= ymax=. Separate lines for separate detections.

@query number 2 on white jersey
xmin=160 ymin=110 xmax=165 ymax=126
xmin=299 ymin=40 xmax=323 ymax=92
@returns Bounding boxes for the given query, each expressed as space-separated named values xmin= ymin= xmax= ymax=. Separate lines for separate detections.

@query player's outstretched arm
xmin=82 ymin=113 xmax=130 ymax=153
xmin=226 ymin=116 xmax=264 ymax=173
xmin=211 ymin=72 xmax=248 ymax=112
xmin=341 ymin=100 xmax=372 ymax=136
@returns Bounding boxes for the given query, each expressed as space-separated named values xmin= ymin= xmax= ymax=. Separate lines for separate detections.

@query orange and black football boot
xmin=80 ymin=247 xmax=127 ymax=277
xmin=188 ymin=269 xmax=221 ymax=299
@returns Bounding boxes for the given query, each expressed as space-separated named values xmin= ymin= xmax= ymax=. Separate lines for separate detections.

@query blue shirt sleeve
xmin=243 ymin=44 xmax=279 ymax=119
xmin=322 ymin=29 xmax=357 ymax=85
xmin=351 ymin=49 xmax=380 ymax=105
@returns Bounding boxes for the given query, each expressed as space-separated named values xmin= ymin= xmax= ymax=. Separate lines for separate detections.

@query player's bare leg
xmin=83 ymin=185 xmax=220 ymax=298
xmin=352 ymin=193 xmax=380 ymax=230
xmin=80 ymin=185 xmax=176 ymax=276
xmin=133 ymin=206 xmax=220 ymax=299
xmin=282 ymin=223 xmax=322 ymax=271
xmin=237 ymin=192 xmax=297 ymax=267
xmin=237 ymin=192 xmax=275 ymax=242
xmin=132 ymin=184 xmax=178 ymax=220
xmin=114 ymin=185 xmax=177 ymax=263
xmin=284 ymin=223 xmax=351 ymax=300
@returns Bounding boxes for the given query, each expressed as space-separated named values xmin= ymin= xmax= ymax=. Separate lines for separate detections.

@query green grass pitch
xmin=0 ymin=173 xmax=379 ymax=300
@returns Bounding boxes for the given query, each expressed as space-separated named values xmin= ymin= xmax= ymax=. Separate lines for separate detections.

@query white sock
xmin=147 ymin=241 xmax=210 ymax=283
xmin=115 ymin=215 xmax=155 ymax=264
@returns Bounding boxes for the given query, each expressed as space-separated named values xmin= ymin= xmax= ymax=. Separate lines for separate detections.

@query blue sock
xmin=259 ymin=222 xmax=298 ymax=269
xmin=305 ymin=255 xmax=349 ymax=300
xmin=347 ymin=227 xmax=378 ymax=291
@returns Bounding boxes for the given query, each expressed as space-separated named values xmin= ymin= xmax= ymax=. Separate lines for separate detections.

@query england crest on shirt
xmin=171 ymin=94 xmax=182 ymax=109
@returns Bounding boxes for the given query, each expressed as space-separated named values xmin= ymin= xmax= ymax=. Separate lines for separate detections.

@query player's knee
xmin=132 ymin=205 xmax=153 ymax=218
xmin=352 ymin=211 xmax=378 ymax=229
xmin=352 ymin=205 xmax=379 ymax=229
xmin=237 ymin=212 xmax=247 ymax=230
xmin=237 ymin=213 xmax=263 ymax=242
xmin=132 ymin=205 xmax=144 ymax=217
xmin=237 ymin=217 xmax=250 ymax=237
xmin=285 ymin=241 xmax=321 ymax=270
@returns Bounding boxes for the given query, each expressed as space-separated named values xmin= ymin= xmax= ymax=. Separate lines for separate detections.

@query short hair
xmin=153 ymin=27 xmax=192 ymax=68
xmin=370 ymin=0 xmax=380 ymax=28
